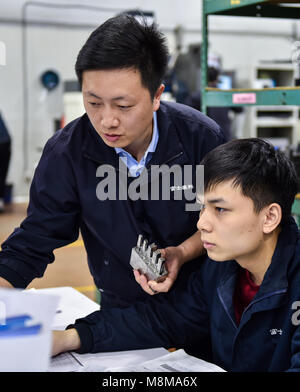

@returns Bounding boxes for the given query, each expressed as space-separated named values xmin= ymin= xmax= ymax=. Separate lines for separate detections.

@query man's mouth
xmin=103 ymin=133 xmax=121 ymax=142
xmin=202 ymin=241 xmax=216 ymax=250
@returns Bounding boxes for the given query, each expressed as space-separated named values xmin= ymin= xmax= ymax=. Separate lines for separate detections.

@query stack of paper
xmin=49 ymin=348 xmax=169 ymax=372
xmin=105 ymin=349 xmax=226 ymax=372
xmin=50 ymin=349 xmax=225 ymax=372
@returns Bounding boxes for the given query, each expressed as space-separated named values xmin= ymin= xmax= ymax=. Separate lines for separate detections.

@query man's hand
xmin=52 ymin=329 xmax=81 ymax=357
xmin=133 ymin=245 xmax=185 ymax=295
xmin=133 ymin=231 xmax=205 ymax=295
xmin=0 ymin=277 xmax=13 ymax=288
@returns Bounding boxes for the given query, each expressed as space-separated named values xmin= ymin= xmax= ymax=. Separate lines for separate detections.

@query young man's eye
xmin=216 ymin=207 xmax=226 ymax=213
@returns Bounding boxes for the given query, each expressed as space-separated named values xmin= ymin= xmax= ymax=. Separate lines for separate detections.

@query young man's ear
xmin=153 ymin=84 xmax=165 ymax=111
xmin=262 ymin=203 xmax=282 ymax=234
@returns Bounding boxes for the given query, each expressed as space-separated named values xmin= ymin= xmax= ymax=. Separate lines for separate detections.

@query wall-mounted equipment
xmin=40 ymin=70 xmax=60 ymax=91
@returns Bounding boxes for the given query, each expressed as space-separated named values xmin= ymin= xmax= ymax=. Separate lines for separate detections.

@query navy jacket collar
xmin=258 ymin=216 xmax=299 ymax=296
xmin=146 ymin=102 xmax=189 ymax=167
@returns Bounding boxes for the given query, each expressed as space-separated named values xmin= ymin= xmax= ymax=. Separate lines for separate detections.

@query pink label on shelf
xmin=232 ymin=93 xmax=256 ymax=104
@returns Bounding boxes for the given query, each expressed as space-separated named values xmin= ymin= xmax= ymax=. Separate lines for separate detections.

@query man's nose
xmin=197 ymin=208 xmax=213 ymax=233
xmin=100 ymin=108 xmax=119 ymax=129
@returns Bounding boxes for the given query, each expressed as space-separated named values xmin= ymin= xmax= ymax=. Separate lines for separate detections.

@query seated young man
xmin=52 ymin=138 xmax=300 ymax=372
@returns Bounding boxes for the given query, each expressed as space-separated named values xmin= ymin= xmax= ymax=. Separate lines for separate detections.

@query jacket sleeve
xmin=71 ymin=269 xmax=210 ymax=354
xmin=0 ymin=133 xmax=80 ymax=288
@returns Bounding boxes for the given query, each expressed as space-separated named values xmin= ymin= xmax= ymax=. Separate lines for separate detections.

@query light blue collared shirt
xmin=114 ymin=111 xmax=159 ymax=177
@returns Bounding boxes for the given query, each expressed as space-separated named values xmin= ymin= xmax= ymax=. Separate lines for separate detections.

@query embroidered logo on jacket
xmin=269 ymin=328 xmax=283 ymax=336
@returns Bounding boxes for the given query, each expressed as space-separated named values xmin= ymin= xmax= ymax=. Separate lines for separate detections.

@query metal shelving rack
xmin=201 ymin=0 xmax=300 ymax=114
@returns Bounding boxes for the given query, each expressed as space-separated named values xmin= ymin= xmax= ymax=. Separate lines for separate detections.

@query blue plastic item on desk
xmin=0 ymin=314 xmax=41 ymax=338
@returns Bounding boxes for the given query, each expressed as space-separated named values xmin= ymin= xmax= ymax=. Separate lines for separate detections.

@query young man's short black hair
xmin=200 ymin=138 xmax=299 ymax=224
xmin=75 ymin=14 xmax=169 ymax=99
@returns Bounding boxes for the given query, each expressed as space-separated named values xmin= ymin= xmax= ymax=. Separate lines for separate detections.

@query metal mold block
xmin=130 ymin=234 xmax=168 ymax=281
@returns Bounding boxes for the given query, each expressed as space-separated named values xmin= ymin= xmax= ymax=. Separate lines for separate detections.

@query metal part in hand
xmin=130 ymin=234 xmax=168 ymax=281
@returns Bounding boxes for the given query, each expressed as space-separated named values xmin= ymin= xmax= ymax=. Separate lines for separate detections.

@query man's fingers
xmin=139 ymin=273 xmax=148 ymax=286
xmin=133 ymin=270 xmax=157 ymax=295
xmin=149 ymin=277 xmax=172 ymax=293
xmin=133 ymin=269 xmax=147 ymax=287
xmin=149 ymin=286 xmax=158 ymax=294
xmin=133 ymin=269 xmax=141 ymax=283
xmin=134 ymin=268 xmax=174 ymax=294
xmin=140 ymin=275 xmax=158 ymax=295
xmin=134 ymin=269 xmax=148 ymax=286
xmin=158 ymin=248 xmax=166 ymax=258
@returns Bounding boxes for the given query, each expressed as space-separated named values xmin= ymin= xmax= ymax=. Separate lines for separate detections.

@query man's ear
xmin=262 ymin=203 xmax=282 ymax=234
xmin=153 ymin=84 xmax=165 ymax=112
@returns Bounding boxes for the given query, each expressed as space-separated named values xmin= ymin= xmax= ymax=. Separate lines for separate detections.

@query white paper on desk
xmin=71 ymin=347 xmax=168 ymax=372
xmin=38 ymin=287 xmax=99 ymax=329
xmin=48 ymin=352 xmax=84 ymax=372
xmin=106 ymin=349 xmax=226 ymax=372
xmin=0 ymin=288 xmax=59 ymax=372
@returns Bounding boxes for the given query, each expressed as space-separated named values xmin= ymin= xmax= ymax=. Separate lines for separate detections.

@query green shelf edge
xmin=205 ymin=88 xmax=300 ymax=107
xmin=204 ymin=0 xmax=273 ymax=15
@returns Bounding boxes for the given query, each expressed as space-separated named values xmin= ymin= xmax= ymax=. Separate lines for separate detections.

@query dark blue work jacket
xmin=0 ymin=101 xmax=225 ymax=304
xmin=72 ymin=217 xmax=300 ymax=372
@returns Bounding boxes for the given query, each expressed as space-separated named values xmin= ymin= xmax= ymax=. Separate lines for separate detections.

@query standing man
xmin=0 ymin=15 xmax=225 ymax=308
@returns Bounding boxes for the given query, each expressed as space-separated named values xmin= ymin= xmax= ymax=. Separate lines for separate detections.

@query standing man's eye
xmin=118 ymin=105 xmax=132 ymax=110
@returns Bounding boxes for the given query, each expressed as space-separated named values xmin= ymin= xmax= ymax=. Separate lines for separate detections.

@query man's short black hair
xmin=200 ymin=138 xmax=299 ymax=224
xmin=75 ymin=14 xmax=169 ymax=99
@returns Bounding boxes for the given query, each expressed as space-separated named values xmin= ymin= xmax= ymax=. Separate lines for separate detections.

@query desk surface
xmin=40 ymin=286 xmax=168 ymax=372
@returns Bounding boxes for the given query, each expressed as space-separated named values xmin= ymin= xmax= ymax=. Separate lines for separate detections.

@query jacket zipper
xmin=217 ymin=287 xmax=237 ymax=330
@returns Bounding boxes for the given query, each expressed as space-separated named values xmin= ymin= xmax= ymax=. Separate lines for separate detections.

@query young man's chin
xmin=207 ymin=251 xmax=232 ymax=262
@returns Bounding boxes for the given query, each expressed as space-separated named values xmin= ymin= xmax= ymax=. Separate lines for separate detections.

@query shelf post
xmin=201 ymin=0 xmax=208 ymax=114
